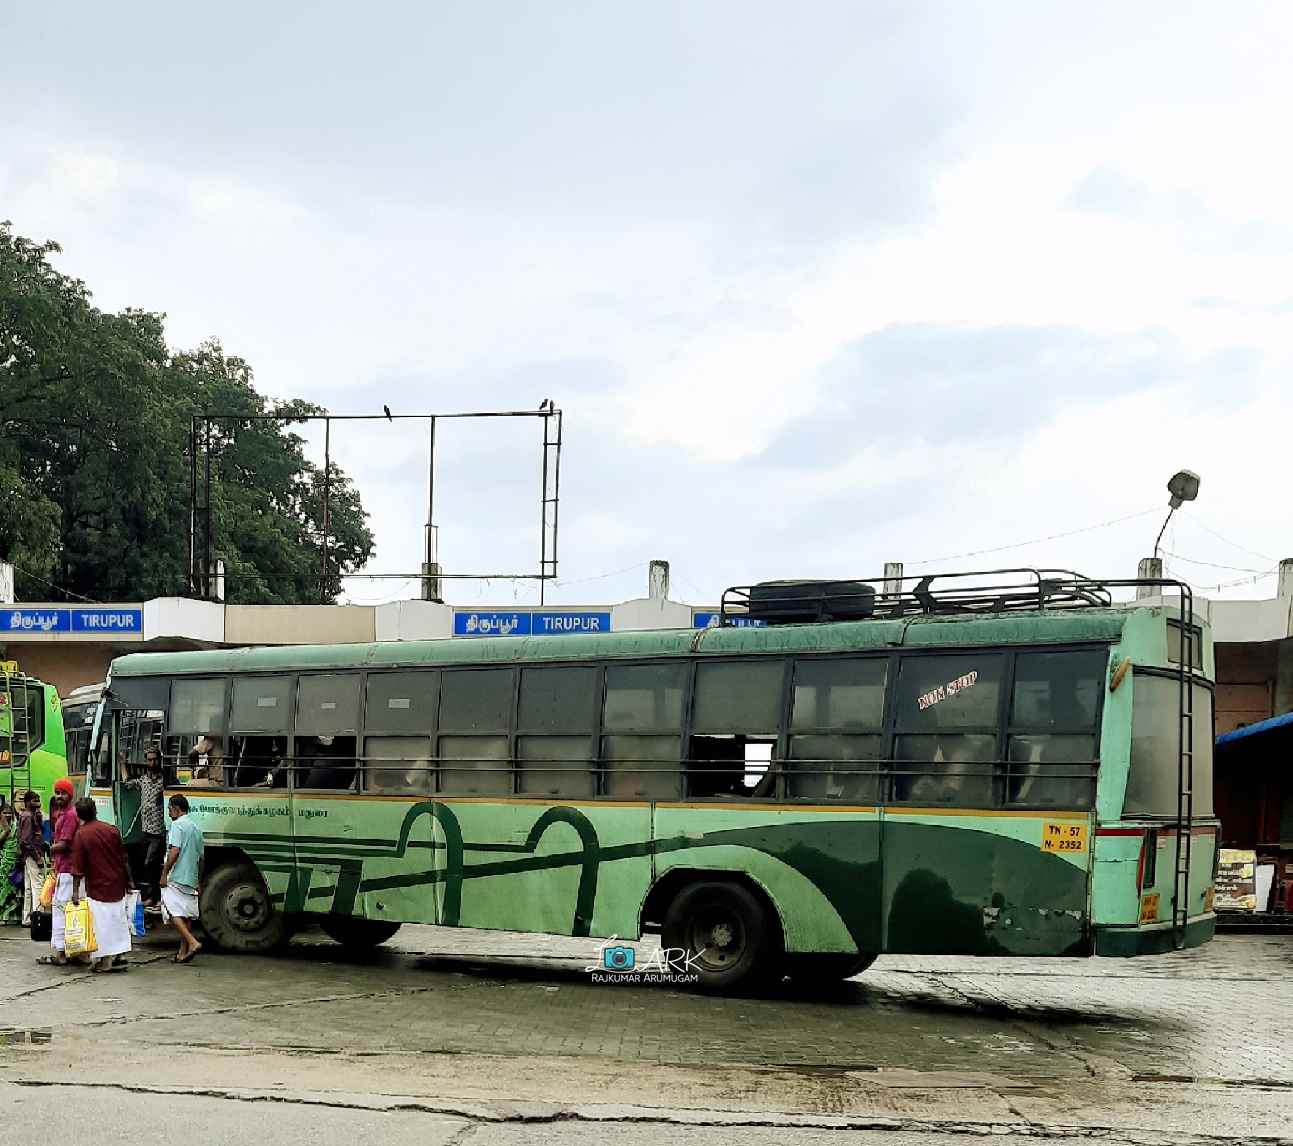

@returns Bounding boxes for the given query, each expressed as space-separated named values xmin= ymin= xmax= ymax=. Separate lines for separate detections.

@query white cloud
xmin=3 ymin=2 xmax=1292 ymax=607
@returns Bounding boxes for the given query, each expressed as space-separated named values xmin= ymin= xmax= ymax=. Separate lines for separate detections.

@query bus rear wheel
xmin=199 ymin=862 xmax=288 ymax=953
xmin=662 ymin=880 xmax=780 ymax=993
xmin=319 ymin=916 xmax=402 ymax=949
xmin=783 ymin=952 xmax=877 ymax=981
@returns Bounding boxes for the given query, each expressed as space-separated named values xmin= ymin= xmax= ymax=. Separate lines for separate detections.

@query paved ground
xmin=1 ymin=923 xmax=1290 ymax=1143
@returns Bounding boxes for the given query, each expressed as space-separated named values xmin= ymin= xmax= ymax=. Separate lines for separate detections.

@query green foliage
xmin=0 ymin=221 xmax=374 ymax=603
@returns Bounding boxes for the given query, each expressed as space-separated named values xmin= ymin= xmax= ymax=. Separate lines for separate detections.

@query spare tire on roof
xmin=746 ymin=580 xmax=876 ymax=624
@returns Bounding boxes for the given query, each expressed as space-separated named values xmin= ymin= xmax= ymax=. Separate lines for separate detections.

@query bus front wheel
xmin=319 ymin=916 xmax=402 ymax=949
xmin=662 ymin=879 xmax=780 ymax=993
xmin=199 ymin=863 xmax=288 ymax=953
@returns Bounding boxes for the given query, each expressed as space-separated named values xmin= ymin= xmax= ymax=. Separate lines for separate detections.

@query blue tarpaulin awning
xmin=1216 ymin=709 xmax=1293 ymax=747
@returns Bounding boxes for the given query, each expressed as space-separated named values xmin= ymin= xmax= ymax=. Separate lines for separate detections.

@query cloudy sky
xmin=4 ymin=3 xmax=1290 ymax=607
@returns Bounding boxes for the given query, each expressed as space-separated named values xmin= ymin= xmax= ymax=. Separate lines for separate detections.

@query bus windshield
xmin=1126 ymin=673 xmax=1214 ymax=817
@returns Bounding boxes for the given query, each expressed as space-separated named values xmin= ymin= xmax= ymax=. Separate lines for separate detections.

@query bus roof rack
xmin=719 ymin=568 xmax=1193 ymax=625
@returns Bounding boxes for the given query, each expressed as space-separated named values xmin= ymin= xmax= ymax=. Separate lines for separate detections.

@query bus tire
xmin=783 ymin=952 xmax=877 ymax=981
xmin=662 ymin=879 xmax=780 ymax=993
xmin=199 ymin=862 xmax=288 ymax=953
xmin=319 ymin=916 xmax=402 ymax=949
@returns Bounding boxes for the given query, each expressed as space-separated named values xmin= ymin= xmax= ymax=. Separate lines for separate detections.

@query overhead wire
xmin=907 ymin=507 xmax=1160 ymax=568
xmin=1165 ymin=567 xmax=1276 ymax=594
xmin=5 ymin=563 xmax=101 ymax=604
xmin=1161 ymin=551 xmax=1275 ymax=575
xmin=553 ymin=560 xmax=647 ymax=589
xmin=1185 ymin=516 xmax=1276 ymax=565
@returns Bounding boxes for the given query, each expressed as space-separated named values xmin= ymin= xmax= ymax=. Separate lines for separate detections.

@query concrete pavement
xmin=1 ymin=924 xmax=1289 ymax=1143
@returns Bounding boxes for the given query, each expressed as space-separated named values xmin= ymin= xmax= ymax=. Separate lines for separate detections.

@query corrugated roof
xmin=1216 ymin=709 xmax=1293 ymax=746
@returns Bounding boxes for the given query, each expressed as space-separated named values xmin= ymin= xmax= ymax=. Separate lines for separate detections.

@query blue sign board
xmin=71 ymin=608 xmax=143 ymax=633
xmin=453 ymin=610 xmax=614 ymax=637
xmin=3 ymin=609 xmax=69 ymax=633
xmin=2 ymin=607 xmax=143 ymax=636
xmin=454 ymin=611 xmax=531 ymax=637
xmin=693 ymin=612 xmax=768 ymax=630
xmin=532 ymin=611 xmax=611 ymax=635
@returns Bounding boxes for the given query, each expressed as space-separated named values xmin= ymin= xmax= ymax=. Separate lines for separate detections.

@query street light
xmin=1154 ymin=469 xmax=1201 ymax=559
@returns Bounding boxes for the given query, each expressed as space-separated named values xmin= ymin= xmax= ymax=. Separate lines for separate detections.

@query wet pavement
xmin=1 ymin=924 xmax=1290 ymax=1142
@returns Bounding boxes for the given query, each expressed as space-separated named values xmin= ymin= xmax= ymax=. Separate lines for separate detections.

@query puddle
xmin=0 ymin=1027 xmax=52 ymax=1046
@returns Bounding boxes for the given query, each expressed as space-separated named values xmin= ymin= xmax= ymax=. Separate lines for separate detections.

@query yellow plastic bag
xmin=63 ymin=901 xmax=97 ymax=957
xmin=39 ymin=874 xmax=56 ymax=909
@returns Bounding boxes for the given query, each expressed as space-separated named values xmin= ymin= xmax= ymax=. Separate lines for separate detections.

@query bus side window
xmin=169 ymin=678 xmax=230 ymax=787
xmin=91 ymin=730 xmax=112 ymax=786
xmin=602 ymin=663 xmax=685 ymax=800
xmin=227 ymin=735 xmax=288 ymax=787
xmin=517 ymin=666 xmax=599 ymax=799
xmin=439 ymin=669 xmax=514 ymax=796
xmin=295 ymin=674 xmax=361 ymax=791
xmin=788 ymin=657 xmax=887 ymax=802
xmin=1006 ymin=650 xmax=1104 ymax=808
xmin=227 ymin=676 xmax=293 ymax=789
xmin=891 ymin=653 xmax=1003 ymax=807
xmin=363 ymin=671 xmax=438 ymax=794
xmin=688 ymin=660 xmax=786 ymax=799
xmin=25 ymin=687 xmax=45 ymax=752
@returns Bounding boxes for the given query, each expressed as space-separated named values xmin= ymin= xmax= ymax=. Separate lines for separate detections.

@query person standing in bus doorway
xmin=119 ymin=747 xmax=167 ymax=906
xmin=159 ymin=794 xmax=204 ymax=963
xmin=38 ymin=778 xmax=80 ymax=965
xmin=18 ymin=790 xmax=46 ymax=928
xmin=69 ymin=797 xmax=133 ymax=973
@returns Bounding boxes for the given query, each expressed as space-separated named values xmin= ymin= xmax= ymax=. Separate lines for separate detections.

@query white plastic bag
xmin=125 ymin=890 xmax=146 ymax=938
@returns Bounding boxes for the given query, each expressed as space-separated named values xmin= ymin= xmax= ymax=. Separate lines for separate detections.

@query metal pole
xmin=539 ymin=415 xmax=549 ymax=607
xmin=203 ymin=418 xmax=213 ymax=600
xmin=427 ymin=415 xmax=436 ymax=529
xmin=188 ymin=416 xmax=197 ymax=595
xmin=551 ymin=409 xmax=563 ymax=583
xmin=423 ymin=416 xmax=439 ymax=602
xmin=321 ymin=416 xmax=331 ymax=603
xmin=1153 ymin=507 xmax=1175 ymax=559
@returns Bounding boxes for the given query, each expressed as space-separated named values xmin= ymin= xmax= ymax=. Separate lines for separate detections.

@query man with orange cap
xmin=38 ymin=778 xmax=80 ymax=966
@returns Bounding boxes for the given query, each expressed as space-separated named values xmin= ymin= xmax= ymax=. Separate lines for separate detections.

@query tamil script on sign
xmin=453 ymin=611 xmax=614 ymax=637
xmin=917 ymin=670 xmax=979 ymax=711
xmin=3 ymin=608 xmax=143 ymax=634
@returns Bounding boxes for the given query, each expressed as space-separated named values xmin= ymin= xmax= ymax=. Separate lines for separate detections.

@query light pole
xmin=1153 ymin=470 xmax=1201 ymax=559
xmin=1138 ymin=469 xmax=1200 ymax=597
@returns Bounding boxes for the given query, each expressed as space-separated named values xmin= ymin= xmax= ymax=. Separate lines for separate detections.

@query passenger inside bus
xmin=299 ymin=735 xmax=357 ymax=791
xmin=187 ymin=735 xmax=226 ymax=787
xmin=226 ymin=736 xmax=286 ymax=788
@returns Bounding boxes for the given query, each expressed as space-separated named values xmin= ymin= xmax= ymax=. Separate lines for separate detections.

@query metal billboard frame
xmin=188 ymin=406 xmax=562 ymax=604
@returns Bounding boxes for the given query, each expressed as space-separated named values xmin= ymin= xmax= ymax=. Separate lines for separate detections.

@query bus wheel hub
xmin=227 ymin=885 xmax=269 ymax=931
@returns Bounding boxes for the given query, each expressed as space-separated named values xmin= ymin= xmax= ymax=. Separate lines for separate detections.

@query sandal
xmin=36 ymin=955 xmax=69 ymax=967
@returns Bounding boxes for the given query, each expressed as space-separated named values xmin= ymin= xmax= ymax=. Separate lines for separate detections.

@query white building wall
xmin=143 ymin=597 xmax=225 ymax=644
xmin=375 ymin=600 xmax=454 ymax=641
xmin=612 ymin=596 xmax=694 ymax=632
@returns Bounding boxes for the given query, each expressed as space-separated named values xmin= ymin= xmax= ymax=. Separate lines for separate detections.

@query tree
xmin=0 ymin=221 xmax=374 ymax=602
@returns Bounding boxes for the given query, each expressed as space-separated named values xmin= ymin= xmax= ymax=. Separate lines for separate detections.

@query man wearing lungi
xmin=69 ymin=797 xmax=133 ymax=973
xmin=160 ymin=793 xmax=204 ymax=964
xmin=38 ymin=779 xmax=79 ymax=966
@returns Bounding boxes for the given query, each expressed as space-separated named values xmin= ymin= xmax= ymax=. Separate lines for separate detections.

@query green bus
xmin=1 ymin=664 xmax=69 ymax=810
xmin=94 ymin=571 xmax=1217 ymax=989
